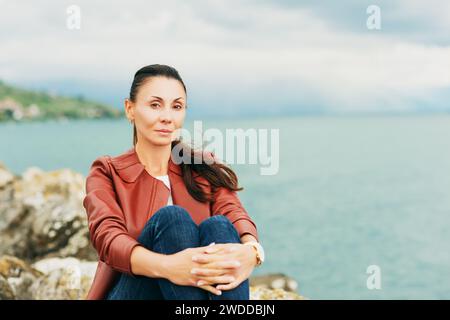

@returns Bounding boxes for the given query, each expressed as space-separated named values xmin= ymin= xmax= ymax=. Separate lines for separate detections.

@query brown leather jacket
xmin=82 ymin=146 xmax=259 ymax=299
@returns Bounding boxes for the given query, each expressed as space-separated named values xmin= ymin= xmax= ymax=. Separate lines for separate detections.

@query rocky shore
xmin=0 ymin=162 xmax=305 ymax=300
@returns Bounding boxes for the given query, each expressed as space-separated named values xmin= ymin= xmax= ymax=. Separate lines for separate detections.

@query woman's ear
xmin=124 ymin=98 xmax=135 ymax=121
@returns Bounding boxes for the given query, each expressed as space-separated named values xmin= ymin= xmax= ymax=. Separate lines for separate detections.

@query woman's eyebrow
xmin=150 ymin=96 xmax=184 ymax=101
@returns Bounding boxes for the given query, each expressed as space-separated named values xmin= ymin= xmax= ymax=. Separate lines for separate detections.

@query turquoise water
xmin=1 ymin=115 xmax=450 ymax=299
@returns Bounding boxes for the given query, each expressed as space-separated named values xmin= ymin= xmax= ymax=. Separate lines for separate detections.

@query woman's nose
xmin=159 ymin=108 xmax=173 ymax=122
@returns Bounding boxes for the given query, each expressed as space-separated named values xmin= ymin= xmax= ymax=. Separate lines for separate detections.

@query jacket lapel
xmin=109 ymin=146 xmax=188 ymax=183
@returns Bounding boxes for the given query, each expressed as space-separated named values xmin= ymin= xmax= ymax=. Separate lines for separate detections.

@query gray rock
xmin=0 ymin=275 xmax=15 ymax=300
xmin=0 ymin=255 xmax=43 ymax=299
xmin=250 ymin=286 xmax=306 ymax=300
xmin=0 ymin=166 xmax=96 ymax=261
xmin=30 ymin=257 xmax=97 ymax=300
xmin=249 ymin=273 xmax=299 ymax=292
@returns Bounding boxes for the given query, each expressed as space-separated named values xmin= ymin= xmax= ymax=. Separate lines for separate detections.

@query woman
xmin=83 ymin=64 xmax=264 ymax=300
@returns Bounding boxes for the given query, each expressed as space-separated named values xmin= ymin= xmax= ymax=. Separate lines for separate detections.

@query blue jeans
xmin=106 ymin=205 xmax=250 ymax=300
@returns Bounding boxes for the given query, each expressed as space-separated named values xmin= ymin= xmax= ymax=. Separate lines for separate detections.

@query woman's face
xmin=126 ymin=76 xmax=187 ymax=146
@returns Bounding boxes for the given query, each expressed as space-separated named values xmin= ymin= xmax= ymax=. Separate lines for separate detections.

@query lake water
xmin=1 ymin=115 xmax=449 ymax=299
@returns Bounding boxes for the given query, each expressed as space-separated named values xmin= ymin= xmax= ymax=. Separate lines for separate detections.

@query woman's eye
xmin=151 ymin=103 xmax=160 ymax=108
xmin=174 ymin=105 xmax=183 ymax=109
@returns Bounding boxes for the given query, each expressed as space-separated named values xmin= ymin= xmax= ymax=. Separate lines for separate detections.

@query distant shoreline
xmin=0 ymin=80 xmax=124 ymax=123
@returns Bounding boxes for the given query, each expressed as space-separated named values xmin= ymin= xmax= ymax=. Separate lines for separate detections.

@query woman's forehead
xmin=138 ymin=77 xmax=186 ymax=100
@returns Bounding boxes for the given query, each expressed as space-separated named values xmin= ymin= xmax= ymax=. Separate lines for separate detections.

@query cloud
xmin=0 ymin=0 xmax=449 ymax=114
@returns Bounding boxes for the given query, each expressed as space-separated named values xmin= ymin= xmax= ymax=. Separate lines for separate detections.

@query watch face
xmin=257 ymin=243 xmax=265 ymax=262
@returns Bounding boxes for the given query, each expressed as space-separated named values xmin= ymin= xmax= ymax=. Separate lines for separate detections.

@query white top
xmin=155 ymin=175 xmax=173 ymax=206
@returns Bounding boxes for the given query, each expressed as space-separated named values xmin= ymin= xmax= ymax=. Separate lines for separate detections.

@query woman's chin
xmin=148 ymin=137 xmax=173 ymax=146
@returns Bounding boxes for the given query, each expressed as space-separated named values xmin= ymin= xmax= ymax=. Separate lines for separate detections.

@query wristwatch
xmin=243 ymin=241 xmax=265 ymax=267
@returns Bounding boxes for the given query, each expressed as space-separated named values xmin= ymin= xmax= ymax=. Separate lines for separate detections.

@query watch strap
xmin=244 ymin=242 xmax=262 ymax=266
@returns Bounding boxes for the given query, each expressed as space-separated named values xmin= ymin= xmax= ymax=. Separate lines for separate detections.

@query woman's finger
xmin=203 ymin=243 xmax=224 ymax=253
xmin=204 ymin=246 xmax=224 ymax=254
xmin=196 ymin=259 xmax=241 ymax=271
xmin=216 ymin=280 xmax=239 ymax=291
xmin=200 ymin=284 xmax=222 ymax=296
xmin=192 ymin=254 xmax=210 ymax=263
xmin=215 ymin=260 xmax=241 ymax=269
xmin=205 ymin=244 xmax=236 ymax=254
xmin=197 ymin=275 xmax=235 ymax=286
xmin=191 ymin=267 xmax=225 ymax=277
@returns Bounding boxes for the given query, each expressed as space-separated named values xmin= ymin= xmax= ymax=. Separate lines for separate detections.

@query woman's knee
xmin=138 ymin=205 xmax=196 ymax=243
xmin=200 ymin=215 xmax=232 ymax=228
xmin=199 ymin=215 xmax=240 ymax=240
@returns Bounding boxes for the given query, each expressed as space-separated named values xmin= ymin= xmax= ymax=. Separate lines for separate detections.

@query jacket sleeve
xmin=210 ymin=186 xmax=259 ymax=242
xmin=82 ymin=156 xmax=141 ymax=276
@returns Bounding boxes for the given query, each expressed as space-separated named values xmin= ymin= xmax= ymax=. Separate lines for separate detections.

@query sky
xmin=1 ymin=0 xmax=449 ymax=117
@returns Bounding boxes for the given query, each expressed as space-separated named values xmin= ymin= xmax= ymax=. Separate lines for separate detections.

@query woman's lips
xmin=155 ymin=129 xmax=172 ymax=135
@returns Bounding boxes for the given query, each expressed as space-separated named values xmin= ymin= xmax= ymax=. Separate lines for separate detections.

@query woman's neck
xmin=135 ymin=140 xmax=171 ymax=176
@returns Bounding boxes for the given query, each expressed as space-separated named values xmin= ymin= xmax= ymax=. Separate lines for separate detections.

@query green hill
xmin=0 ymin=80 xmax=124 ymax=122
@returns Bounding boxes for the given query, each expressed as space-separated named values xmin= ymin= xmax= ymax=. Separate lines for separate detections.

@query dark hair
xmin=129 ymin=64 xmax=243 ymax=203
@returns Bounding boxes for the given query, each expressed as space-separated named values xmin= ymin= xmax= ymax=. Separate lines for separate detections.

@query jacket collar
xmin=110 ymin=146 xmax=184 ymax=183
